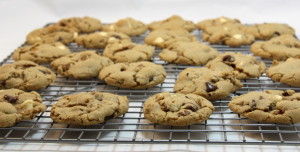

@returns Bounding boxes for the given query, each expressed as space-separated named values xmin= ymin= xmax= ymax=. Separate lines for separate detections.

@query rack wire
xmin=0 ymin=30 xmax=300 ymax=145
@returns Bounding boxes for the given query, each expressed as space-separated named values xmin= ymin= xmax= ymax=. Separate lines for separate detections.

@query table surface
xmin=1 ymin=0 xmax=300 ymax=151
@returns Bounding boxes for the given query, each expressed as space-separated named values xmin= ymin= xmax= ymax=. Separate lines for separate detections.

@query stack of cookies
xmin=1 ymin=15 xmax=299 ymax=128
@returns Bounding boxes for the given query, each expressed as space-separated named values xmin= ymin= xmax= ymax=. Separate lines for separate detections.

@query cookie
xmin=266 ymin=58 xmax=300 ymax=87
xmin=99 ymin=61 xmax=166 ymax=89
xmin=201 ymin=24 xmax=255 ymax=47
xmin=50 ymin=91 xmax=128 ymax=126
xmin=149 ymin=15 xmax=196 ymax=32
xmin=206 ymin=52 xmax=266 ymax=79
xmin=174 ymin=68 xmax=243 ymax=100
xmin=13 ymin=42 xmax=71 ymax=64
xmin=229 ymin=90 xmax=300 ymax=124
xmin=0 ymin=60 xmax=56 ymax=91
xmin=250 ymin=35 xmax=300 ymax=60
xmin=51 ymin=51 xmax=113 ymax=79
xmin=103 ymin=41 xmax=155 ymax=63
xmin=75 ymin=31 xmax=131 ymax=49
xmin=144 ymin=29 xmax=197 ymax=48
xmin=143 ymin=92 xmax=214 ymax=126
xmin=197 ymin=16 xmax=241 ymax=31
xmin=26 ymin=24 xmax=78 ymax=45
xmin=0 ymin=89 xmax=46 ymax=127
xmin=243 ymin=23 xmax=295 ymax=40
xmin=57 ymin=16 xmax=102 ymax=33
xmin=102 ymin=17 xmax=148 ymax=36
xmin=158 ymin=41 xmax=218 ymax=65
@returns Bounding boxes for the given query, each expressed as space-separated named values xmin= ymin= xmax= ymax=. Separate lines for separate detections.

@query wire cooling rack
xmin=0 ymin=30 xmax=300 ymax=145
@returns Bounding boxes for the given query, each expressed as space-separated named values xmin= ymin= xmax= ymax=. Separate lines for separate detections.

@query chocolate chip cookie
xmin=144 ymin=29 xmax=198 ymax=48
xmin=102 ymin=17 xmax=148 ymax=36
xmin=201 ymin=24 xmax=255 ymax=47
xmin=50 ymin=91 xmax=128 ymax=126
xmin=0 ymin=89 xmax=46 ymax=127
xmin=51 ymin=51 xmax=113 ymax=79
xmin=267 ymin=58 xmax=300 ymax=87
xmin=251 ymin=35 xmax=300 ymax=60
xmin=0 ymin=60 xmax=56 ymax=91
xmin=56 ymin=16 xmax=102 ymax=33
xmin=26 ymin=24 xmax=78 ymax=45
xmin=174 ymin=68 xmax=243 ymax=100
xmin=149 ymin=15 xmax=197 ymax=32
xmin=243 ymin=23 xmax=295 ymax=40
xmin=229 ymin=90 xmax=300 ymax=124
xmin=206 ymin=52 xmax=266 ymax=79
xmin=197 ymin=16 xmax=241 ymax=31
xmin=158 ymin=41 xmax=218 ymax=65
xmin=13 ymin=42 xmax=71 ymax=64
xmin=99 ymin=61 xmax=166 ymax=89
xmin=75 ymin=31 xmax=131 ymax=49
xmin=143 ymin=92 xmax=214 ymax=126
xmin=103 ymin=41 xmax=155 ymax=63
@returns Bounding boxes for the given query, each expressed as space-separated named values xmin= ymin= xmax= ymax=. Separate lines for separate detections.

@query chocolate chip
xmin=112 ymin=35 xmax=122 ymax=39
xmin=273 ymin=109 xmax=284 ymax=115
xmin=273 ymin=32 xmax=280 ymax=37
xmin=22 ymin=64 xmax=35 ymax=69
xmin=120 ymin=67 xmax=126 ymax=71
xmin=3 ymin=95 xmax=18 ymax=103
xmin=161 ymin=103 xmax=168 ymax=112
xmin=282 ymin=91 xmax=290 ymax=96
xmin=259 ymin=96 xmax=264 ymax=100
xmin=104 ymin=114 xmax=115 ymax=121
xmin=268 ymin=103 xmax=276 ymax=111
xmin=185 ymin=105 xmax=198 ymax=112
xmin=39 ymin=69 xmax=51 ymax=75
xmin=222 ymin=55 xmax=235 ymax=62
xmin=81 ymin=55 xmax=90 ymax=61
xmin=179 ymin=110 xmax=190 ymax=116
xmin=249 ymin=99 xmax=256 ymax=109
xmin=205 ymin=82 xmax=218 ymax=92
xmin=1 ymin=81 xmax=6 ymax=87
xmin=62 ymin=63 xmax=71 ymax=72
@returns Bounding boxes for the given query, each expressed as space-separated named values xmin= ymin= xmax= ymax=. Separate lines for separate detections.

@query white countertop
xmin=1 ymin=0 xmax=300 ymax=151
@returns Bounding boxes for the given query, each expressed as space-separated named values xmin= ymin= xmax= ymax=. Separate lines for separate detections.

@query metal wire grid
xmin=0 ymin=30 xmax=300 ymax=145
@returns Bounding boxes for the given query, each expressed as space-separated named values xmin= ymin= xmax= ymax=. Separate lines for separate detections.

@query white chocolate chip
xmin=223 ymin=27 xmax=228 ymax=31
xmin=97 ymin=32 xmax=108 ymax=36
xmin=239 ymin=61 xmax=245 ymax=66
xmin=109 ymin=25 xmax=115 ymax=30
xmin=233 ymin=34 xmax=243 ymax=40
xmin=171 ymin=94 xmax=177 ymax=98
xmin=57 ymin=45 xmax=66 ymax=50
xmin=108 ymin=37 xmax=117 ymax=42
xmin=274 ymin=95 xmax=283 ymax=101
xmin=73 ymin=32 xmax=78 ymax=38
xmin=154 ymin=37 xmax=164 ymax=44
xmin=219 ymin=17 xmax=227 ymax=23
xmin=21 ymin=100 xmax=34 ymax=110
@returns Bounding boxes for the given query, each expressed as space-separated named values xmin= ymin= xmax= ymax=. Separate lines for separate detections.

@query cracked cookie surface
xmin=206 ymin=52 xmax=266 ymax=79
xmin=144 ymin=29 xmax=197 ymax=48
xmin=174 ymin=68 xmax=243 ymax=100
xmin=143 ymin=92 xmax=214 ymax=126
xmin=102 ymin=17 xmax=148 ymax=36
xmin=50 ymin=91 xmax=128 ymax=125
xmin=103 ymin=41 xmax=155 ymax=63
xmin=0 ymin=89 xmax=46 ymax=127
xmin=201 ymin=24 xmax=255 ymax=47
xmin=158 ymin=41 xmax=218 ymax=65
xmin=56 ymin=16 xmax=102 ymax=33
xmin=75 ymin=31 xmax=131 ymax=49
xmin=0 ymin=60 xmax=56 ymax=91
xmin=26 ymin=24 xmax=78 ymax=45
xmin=149 ymin=15 xmax=196 ymax=32
xmin=13 ymin=42 xmax=71 ymax=64
xmin=51 ymin=51 xmax=113 ymax=79
xmin=99 ymin=61 xmax=166 ymax=89
xmin=251 ymin=35 xmax=300 ymax=60
xmin=229 ymin=90 xmax=300 ymax=124
xmin=243 ymin=23 xmax=295 ymax=40
xmin=267 ymin=58 xmax=300 ymax=87
xmin=197 ymin=16 xmax=241 ymax=31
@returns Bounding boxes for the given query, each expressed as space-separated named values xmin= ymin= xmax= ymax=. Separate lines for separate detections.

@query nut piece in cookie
xmin=250 ymin=35 xmax=300 ymax=60
xmin=75 ymin=31 xmax=131 ymax=49
xmin=143 ymin=92 xmax=214 ymax=126
xmin=229 ymin=90 xmax=300 ymax=124
xmin=13 ymin=42 xmax=71 ymax=64
xmin=0 ymin=89 xmax=46 ymax=127
xmin=174 ymin=67 xmax=242 ymax=100
xmin=50 ymin=91 xmax=128 ymax=125
xmin=102 ymin=17 xmax=148 ymax=36
xmin=144 ymin=29 xmax=197 ymax=48
xmin=51 ymin=51 xmax=113 ymax=79
xmin=206 ymin=52 xmax=266 ymax=79
xmin=99 ymin=61 xmax=166 ymax=89
xmin=267 ymin=58 xmax=300 ymax=87
xmin=0 ymin=60 xmax=56 ymax=91
xmin=103 ymin=41 xmax=155 ymax=63
xmin=57 ymin=16 xmax=102 ymax=33
xmin=159 ymin=41 xmax=218 ymax=65
xmin=197 ymin=16 xmax=241 ymax=31
xmin=149 ymin=15 xmax=197 ymax=32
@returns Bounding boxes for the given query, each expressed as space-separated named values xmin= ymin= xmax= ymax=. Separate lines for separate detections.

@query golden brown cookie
xmin=57 ymin=16 xmax=102 ymax=33
xmin=197 ymin=16 xmax=241 ymax=31
xmin=149 ymin=15 xmax=196 ymax=32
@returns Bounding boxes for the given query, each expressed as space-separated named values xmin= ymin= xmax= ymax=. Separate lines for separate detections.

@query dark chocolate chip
xmin=185 ymin=105 xmax=198 ymax=112
xmin=1 ymin=81 xmax=6 ymax=87
xmin=179 ymin=110 xmax=190 ymax=116
xmin=161 ymin=103 xmax=168 ymax=112
xmin=80 ymin=55 xmax=90 ymax=61
xmin=205 ymin=82 xmax=218 ymax=92
xmin=273 ymin=32 xmax=280 ymax=37
xmin=222 ymin=55 xmax=235 ymax=62
xmin=282 ymin=91 xmax=290 ymax=96
xmin=3 ymin=95 xmax=18 ymax=103
xmin=23 ymin=64 xmax=35 ymax=68
xmin=259 ymin=96 xmax=264 ymax=100
xmin=112 ymin=35 xmax=122 ymax=39
xmin=268 ymin=103 xmax=276 ymax=111
xmin=62 ymin=63 xmax=71 ymax=72
xmin=104 ymin=114 xmax=115 ymax=121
